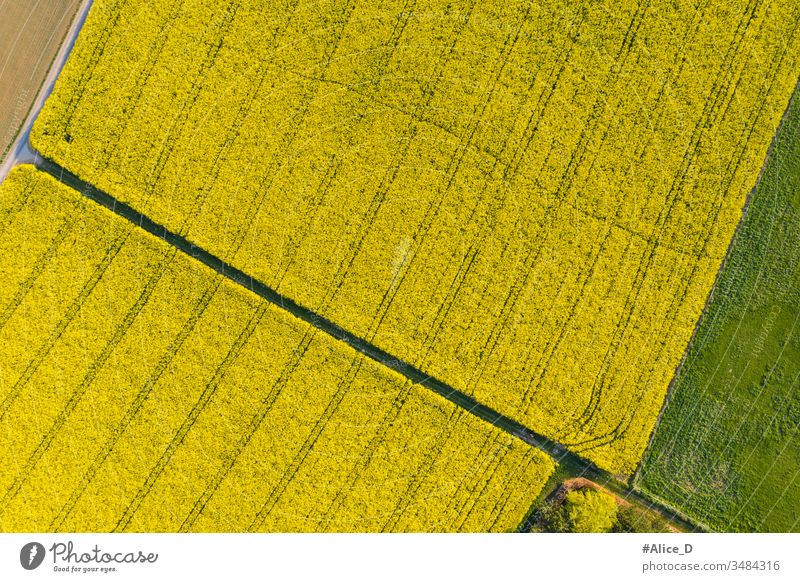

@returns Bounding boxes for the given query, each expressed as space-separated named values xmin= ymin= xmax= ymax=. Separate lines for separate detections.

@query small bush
xmin=564 ymin=489 xmax=618 ymax=533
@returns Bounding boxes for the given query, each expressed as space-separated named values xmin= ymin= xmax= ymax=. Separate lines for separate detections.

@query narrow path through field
xmin=0 ymin=0 xmax=704 ymax=533
xmin=31 ymin=155 xmax=702 ymax=532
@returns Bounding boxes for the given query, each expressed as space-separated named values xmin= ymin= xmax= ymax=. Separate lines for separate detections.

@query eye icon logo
xmin=20 ymin=542 xmax=45 ymax=570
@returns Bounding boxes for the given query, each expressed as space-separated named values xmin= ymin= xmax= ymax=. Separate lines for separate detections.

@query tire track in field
xmin=165 ymin=0 xmax=307 ymax=242
xmin=93 ymin=0 xmax=189 ymax=174
xmin=461 ymin=0 xmax=711 ymax=464
xmin=137 ymin=1 xmax=241 ymax=212
xmin=223 ymin=0 xmax=466 ymax=329
xmin=440 ymin=5 xmax=586 ymax=369
xmin=316 ymin=381 xmax=415 ymax=531
xmin=218 ymin=0 xmax=365 ymax=271
xmin=436 ymin=435 xmax=511 ymax=532
xmin=315 ymin=28 xmax=534 ymax=507
xmin=394 ymin=0 xmax=537 ymax=357
xmin=528 ymin=21 xmax=793 ymax=455
xmin=60 ymin=0 xmax=123 ymax=134
xmin=298 ymin=72 xmax=512 ymax=170
xmin=242 ymin=357 xmax=364 ymax=533
xmin=50 ymin=278 xmax=221 ymax=531
xmin=460 ymin=1 xmax=648 ymax=427
xmin=0 ymin=229 xmax=128 ymax=422
xmin=386 ymin=420 xmax=509 ymax=532
xmin=508 ymin=0 xmax=650 ymax=394
xmin=571 ymin=0 xmax=760 ymax=433
xmin=0 ymin=177 xmax=36 ymax=230
xmin=298 ymin=0 xmax=479 ymax=336
xmin=452 ymin=440 xmax=514 ymax=531
xmin=576 ymin=50 xmax=796 ymax=456
xmin=437 ymin=6 xmax=587 ymax=385
xmin=628 ymin=0 xmax=710 ymax=166
xmin=271 ymin=156 xmax=339 ymax=288
xmin=0 ymin=246 xmax=179 ymax=510
xmin=573 ymin=0 xmax=764 ymax=435
xmin=573 ymin=101 xmax=792 ymax=458
xmin=266 ymin=0 xmax=420 ymax=309
xmin=0 ymin=220 xmax=71 ymax=333
xmin=378 ymin=405 xmax=465 ymax=532
xmin=511 ymin=230 xmax=638 ymax=399
xmin=175 ymin=324 xmax=318 ymax=532
xmin=113 ymin=301 xmax=269 ymax=532
xmin=485 ymin=451 xmax=542 ymax=531
xmin=445 ymin=430 xmax=508 ymax=529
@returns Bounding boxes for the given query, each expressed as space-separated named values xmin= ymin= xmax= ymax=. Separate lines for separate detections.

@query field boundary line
xmin=31 ymin=155 xmax=702 ymax=532
xmin=631 ymin=74 xmax=800 ymax=490
xmin=0 ymin=0 xmax=707 ymax=532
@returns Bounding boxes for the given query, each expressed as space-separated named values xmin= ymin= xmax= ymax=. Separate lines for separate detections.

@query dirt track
xmin=0 ymin=0 xmax=91 ymax=180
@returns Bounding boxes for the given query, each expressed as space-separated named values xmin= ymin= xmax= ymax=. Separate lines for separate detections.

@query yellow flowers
xmin=0 ymin=166 xmax=554 ymax=532
xmin=29 ymin=0 xmax=800 ymax=476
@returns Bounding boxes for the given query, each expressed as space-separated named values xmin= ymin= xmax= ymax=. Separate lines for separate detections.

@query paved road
xmin=0 ymin=0 xmax=93 ymax=183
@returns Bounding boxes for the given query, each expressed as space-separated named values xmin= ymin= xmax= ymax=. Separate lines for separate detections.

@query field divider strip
xmin=31 ymin=156 xmax=702 ymax=532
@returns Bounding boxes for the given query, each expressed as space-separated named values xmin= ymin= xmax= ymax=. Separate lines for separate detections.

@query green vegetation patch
xmin=564 ymin=489 xmax=618 ymax=533
xmin=639 ymin=87 xmax=800 ymax=532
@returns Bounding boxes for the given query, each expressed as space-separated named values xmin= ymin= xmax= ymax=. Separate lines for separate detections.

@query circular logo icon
xmin=20 ymin=542 xmax=45 ymax=570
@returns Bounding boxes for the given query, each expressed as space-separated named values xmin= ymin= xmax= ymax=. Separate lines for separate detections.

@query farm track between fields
xmin=0 ymin=0 xmax=714 ymax=532
xmin=27 ymin=154 xmax=702 ymax=533
xmin=0 ymin=0 xmax=85 ymax=165
xmin=0 ymin=0 xmax=93 ymax=182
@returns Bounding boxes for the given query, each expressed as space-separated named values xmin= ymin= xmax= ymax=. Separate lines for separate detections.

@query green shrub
xmin=564 ymin=489 xmax=618 ymax=533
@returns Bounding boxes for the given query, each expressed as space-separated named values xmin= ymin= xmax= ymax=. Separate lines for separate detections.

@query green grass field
xmin=638 ymin=87 xmax=800 ymax=532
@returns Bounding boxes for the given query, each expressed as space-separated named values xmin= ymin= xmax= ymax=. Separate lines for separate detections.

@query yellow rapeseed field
xmin=31 ymin=0 xmax=800 ymax=474
xmin=0 ymin=166 xmax=554 ymax=532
